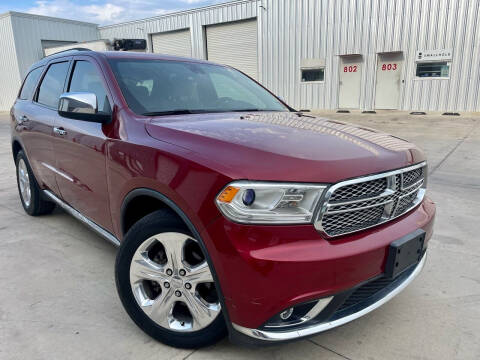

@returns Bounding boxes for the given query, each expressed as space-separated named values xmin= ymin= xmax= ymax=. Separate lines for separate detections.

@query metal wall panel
xmin=43 ymin=40 xmax=110 ymax=56
xmin=0 ymin=14 xmax=21 ymax=110
xmin=9 ymin=12 xmax=99 ymax=79
xmin=41 ymin=39 xmax=77 ymax=50
xmin=0 ymin=12 xmax=98 ymax=110
xmin=99 ymin=1 xmax=258 ymax=68
xmin=82 ymin=0 xmax=480 ymax=112
xmin=257 ymin=0 xmax=480 ymax=112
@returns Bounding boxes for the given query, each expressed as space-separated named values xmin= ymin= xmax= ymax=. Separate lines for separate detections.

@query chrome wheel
xmin=18 ymin=158 xmax=31 ymax=207
xmin=129 ymin=232 xmax=221 ymax=332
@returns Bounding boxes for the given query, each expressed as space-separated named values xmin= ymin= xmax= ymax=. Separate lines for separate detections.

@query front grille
xmin=403 ymin=167 xmax=424 ymax=188
xmin=317 ymin=163 xmax=427 ymax=237
xmin=329 ymin=178 xmax=387 ymax=202
xmin=321 ymin=206 xmax=384 ymax=236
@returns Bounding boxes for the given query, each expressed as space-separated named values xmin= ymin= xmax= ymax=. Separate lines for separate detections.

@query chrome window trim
xmin=232 ymin=252 xmax=427 ymax=341
xmin=315 ymin=162 xmax=427 ymax=237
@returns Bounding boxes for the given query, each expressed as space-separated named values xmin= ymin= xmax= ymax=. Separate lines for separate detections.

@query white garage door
xmin=151 ymin=29 xmax=192 ymax=58
xmin=206 ymin=19 xmax=258 ymax=79
xmin=41 ymin=40 xmax=77 ymax=56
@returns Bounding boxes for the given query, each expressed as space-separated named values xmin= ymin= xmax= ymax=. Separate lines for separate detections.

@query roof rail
xmin=44 ymin=47 xmax=93 ymax=57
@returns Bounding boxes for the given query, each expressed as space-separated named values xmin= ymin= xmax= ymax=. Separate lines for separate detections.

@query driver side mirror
xmin=58 ymin=92 xmax=111 ymax=123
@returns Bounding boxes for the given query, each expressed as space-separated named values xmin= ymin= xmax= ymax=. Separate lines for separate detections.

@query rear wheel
xmin=115 ymin=210 xmax=226 ymax=348
xmin=15 ymin=150 xmax=55 ymax=216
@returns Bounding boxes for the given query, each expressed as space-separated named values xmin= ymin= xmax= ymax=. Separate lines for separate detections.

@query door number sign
xmin=381 ymin=63 xmax=398 ymax=71
xmin=343 ymin=65 xmax=358 ymax=72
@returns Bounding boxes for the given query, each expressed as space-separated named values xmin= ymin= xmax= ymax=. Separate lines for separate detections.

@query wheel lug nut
xmin=185 ymin=283 xmax=192 ymax=290
xmin=175 ymin=290 xmax=182 ymax=297
xmin=166 ymin=269 xmax=173 ymax=276
xmin=163 ymin=282 xmax=170 ymax=288
xmin=179 ymin=269 xmax=186 ymax=276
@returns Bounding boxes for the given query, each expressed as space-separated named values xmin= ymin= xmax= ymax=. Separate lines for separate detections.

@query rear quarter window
xmin=19 ymin=67 xmax=44 ymax=100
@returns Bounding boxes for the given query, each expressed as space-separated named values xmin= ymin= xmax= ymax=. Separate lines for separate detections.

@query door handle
xmin=17 ymin=115 xmax=29 ymax=124
xmin=53 ymin=127 xmax=67 ymax=136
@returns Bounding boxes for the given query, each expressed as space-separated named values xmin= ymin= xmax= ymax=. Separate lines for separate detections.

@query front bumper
xmin=232 ymin=252 xmax=427 ymax=341
xmin=200 ymin=197 xmax=435 ymax=342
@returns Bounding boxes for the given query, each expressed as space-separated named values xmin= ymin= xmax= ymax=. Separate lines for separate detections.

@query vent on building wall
xmin=113 ymin=39 xmax=147 ymax=51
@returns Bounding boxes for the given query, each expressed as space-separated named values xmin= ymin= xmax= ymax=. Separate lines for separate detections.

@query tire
xmin=15 ymin=150 xmax=55 ymax=216
xmin=115 ymin=209 xmax=227 ymax=348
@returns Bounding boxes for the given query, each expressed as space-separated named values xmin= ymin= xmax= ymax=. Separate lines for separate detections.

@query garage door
xmin=151 ymin=29 xmax=192 ymax=58
xmin=41 ymin=40 xmax=77 ymax=56
xmin=206 ymin=19 xmax=258 ymax=79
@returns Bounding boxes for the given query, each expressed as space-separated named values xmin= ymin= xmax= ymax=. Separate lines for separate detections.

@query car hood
xmin=145 ymin=112 xmax=425 ymax=183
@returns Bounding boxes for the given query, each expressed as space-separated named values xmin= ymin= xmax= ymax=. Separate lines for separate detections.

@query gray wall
xmin=0 ymin=14 xmax=22 ymax=110
xmin=99 ymin=0 xmax=480 ymax=112
xmin=10 ymin=12 xmax=99 ymax=78
xmin=2 ymin=0 xmax=479 ymax=112
xmin=0 ymin=12 xmax=99 ymax=111
xmin=259 ymin=0 xmax=480 ymax=112
xmin=99 ymin=0 xmax=258 ymax=60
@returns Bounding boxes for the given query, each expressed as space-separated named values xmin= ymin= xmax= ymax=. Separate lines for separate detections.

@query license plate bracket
xmin=385 ymin=229 xmax=426 ymax=279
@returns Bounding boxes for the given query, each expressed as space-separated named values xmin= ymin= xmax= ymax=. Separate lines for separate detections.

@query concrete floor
xmin=0 ymin=111 xmax=479 ymax=360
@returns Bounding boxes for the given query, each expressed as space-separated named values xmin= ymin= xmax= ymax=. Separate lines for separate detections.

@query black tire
xmin=15 ymin=150 xmax=55 ymax=216
xmin=115 ymin=209 xmax=227 ymax=348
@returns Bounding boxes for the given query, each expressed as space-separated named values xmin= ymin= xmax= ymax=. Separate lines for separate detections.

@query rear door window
xmin=68 ymin=60 xmax=110 ymax=113
xmin=19 ymin=67 xmax=44 ymax=100
xmin=37 ymin=61 xmax=70 ymax=108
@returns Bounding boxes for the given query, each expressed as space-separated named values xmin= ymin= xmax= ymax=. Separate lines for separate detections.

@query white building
xmin=1 ymin=0 xmax=480 ymax=113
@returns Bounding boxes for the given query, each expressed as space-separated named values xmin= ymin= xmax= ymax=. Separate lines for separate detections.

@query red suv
xmin=11 ymin=50 xmax=435 ymax=348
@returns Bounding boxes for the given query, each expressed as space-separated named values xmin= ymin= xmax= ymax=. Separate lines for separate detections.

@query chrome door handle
xmin=17 ymin=115 xmax=29 ymax=124
xmin=53 ymin=127 xmax=67 ymax=136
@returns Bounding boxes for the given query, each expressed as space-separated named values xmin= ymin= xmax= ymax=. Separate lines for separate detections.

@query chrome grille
xmin=321 ymin=206 xmax=385 ymax=236
xmin=403 ymin=167 xmax=423 ymax=188
xmin=316 ymin=163 xmax=427 ymax=237
xmin=330 ymin=178 xmax=387 ymax=202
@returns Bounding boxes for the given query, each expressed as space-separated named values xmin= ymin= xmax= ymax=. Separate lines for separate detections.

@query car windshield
xmin=108 ymin=58 xmax=288 ymax=115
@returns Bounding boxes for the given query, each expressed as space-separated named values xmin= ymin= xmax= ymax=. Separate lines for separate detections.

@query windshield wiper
xmin=142 ymin=109 xmax=284 ymax=116
xmin=230 ymin=109 xmax=262 ymax=112
xmin=142 ymin=110 xmax=198 ymax=116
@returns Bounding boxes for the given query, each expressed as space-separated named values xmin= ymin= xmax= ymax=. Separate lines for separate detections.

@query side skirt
xmin=43 ymin=190 xmax=120 ymax=247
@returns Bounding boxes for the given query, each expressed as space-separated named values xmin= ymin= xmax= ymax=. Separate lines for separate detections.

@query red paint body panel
xmin=11 ymin=51 xmax=436 ymax=334
xmin=52 ymin=55 xmax=114 ymax=231
xmin=12 ymin=100 xmax=60 ymax=195
xmin=146 ymin=112 xmax=425 ymax=183
xmin=202 ymin=197 xmax=435 ymax=328
xmin=106 ymin=109 xmax=231 ymax=239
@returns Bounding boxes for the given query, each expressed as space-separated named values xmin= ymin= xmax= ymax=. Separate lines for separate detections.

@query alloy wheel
xmin=18 ymin=158 xmax=31 ymax=207
xmin=129 ymin=232 xmax=221 ymax=332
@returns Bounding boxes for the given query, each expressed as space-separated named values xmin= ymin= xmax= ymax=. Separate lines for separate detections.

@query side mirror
xmin=58 ymin=92 xmax=111 ymax=123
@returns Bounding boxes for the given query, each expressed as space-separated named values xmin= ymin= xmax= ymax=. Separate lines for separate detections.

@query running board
xmin=43 ymin=190 xmax=120 ymax=247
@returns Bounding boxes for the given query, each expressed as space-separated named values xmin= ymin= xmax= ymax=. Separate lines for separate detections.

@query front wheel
xmin=115 ymin=210 xmax=226 ymax=348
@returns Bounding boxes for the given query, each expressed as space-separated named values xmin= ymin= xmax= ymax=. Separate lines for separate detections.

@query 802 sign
xmin=343 ymin=65 xmax=358 ymax=73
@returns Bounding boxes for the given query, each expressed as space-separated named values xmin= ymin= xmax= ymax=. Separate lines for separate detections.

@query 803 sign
xmin=381 ymin=63 xmax=398 ymax=71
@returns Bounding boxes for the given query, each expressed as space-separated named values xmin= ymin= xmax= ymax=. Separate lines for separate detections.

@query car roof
xmin=29 ymin=49 xmax=214 ymax=72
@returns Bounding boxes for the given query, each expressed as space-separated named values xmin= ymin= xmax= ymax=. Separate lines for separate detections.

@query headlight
xmin=215 ymin=181 xmax=327 ymax=224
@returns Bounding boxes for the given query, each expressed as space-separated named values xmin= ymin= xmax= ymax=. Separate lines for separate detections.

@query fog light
xmin=263 ymin=297 xmax=334 ymax=329
xmin=279 ymin=307 xmax=294 ymax=320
